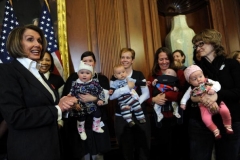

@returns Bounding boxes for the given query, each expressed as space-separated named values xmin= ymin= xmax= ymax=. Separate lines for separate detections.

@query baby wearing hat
xmin=180 ymin=65 xmax=233 ymax=139
xmin=68 ymin=61 xmax=105 ymax=140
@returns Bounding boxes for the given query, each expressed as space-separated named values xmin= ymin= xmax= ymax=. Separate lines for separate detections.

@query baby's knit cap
xmin=78 ymin=61 xmax=93 ymax=74
xmin=184 ymin=65 xmax=202 ymax=82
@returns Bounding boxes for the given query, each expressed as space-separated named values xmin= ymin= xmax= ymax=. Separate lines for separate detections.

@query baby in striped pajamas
xmin=109 ymin=64 xmax=146 ymax=127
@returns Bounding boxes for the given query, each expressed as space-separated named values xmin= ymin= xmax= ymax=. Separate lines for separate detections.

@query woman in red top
xmin=148 ymin=47 xmax=188 ymax=160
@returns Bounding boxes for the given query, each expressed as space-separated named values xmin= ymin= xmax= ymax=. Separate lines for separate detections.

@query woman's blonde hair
xmin=119 ymin=48 xmax=135 ymax=60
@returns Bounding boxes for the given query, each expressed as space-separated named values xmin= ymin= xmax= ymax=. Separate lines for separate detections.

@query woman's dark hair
xmin=172 ymin=49 xmax=186 ymax=63
xmin=6 ymin=24 xmax=47 ymax=59
xmin=44 ymin=51 xmax=55 ymax=72
xmin=152 ymin=47 xmax=174 ymax=76
xmin=81 ymin=51 xmax=96 ymax=62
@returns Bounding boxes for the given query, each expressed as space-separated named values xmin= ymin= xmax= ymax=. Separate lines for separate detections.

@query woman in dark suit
xmin=0 ymin=24 xmax=77 ymax=160
xmin=0 ymin=113 xmax=7 ymax=160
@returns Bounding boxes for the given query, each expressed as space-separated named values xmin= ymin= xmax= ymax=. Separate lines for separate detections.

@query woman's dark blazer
xmin=0 ymin=60 xmax=61 ymax=160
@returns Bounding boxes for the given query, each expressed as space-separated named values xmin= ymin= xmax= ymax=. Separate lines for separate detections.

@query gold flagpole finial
xmin=44 ymin=0 xmax=50 ymax=12
xmin=9 ymin=0 xmax=12 ymax=6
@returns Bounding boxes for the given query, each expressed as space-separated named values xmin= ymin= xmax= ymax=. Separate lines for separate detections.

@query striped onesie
xmin=110 ymin=78 xmax=145 ymax=123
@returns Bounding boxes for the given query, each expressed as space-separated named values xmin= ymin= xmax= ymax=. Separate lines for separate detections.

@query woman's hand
xmin=127 ymin=79 xmax=135 ymax=89
xmin=152 ymin=93 xmax=167 ymax=105
xmin=200 ymin=93 xmax=217 ymax=107
xmin=191 ymin=93 xmax=219 ymax=114
xmin=78 ymin=93 xmax=97 ymax=103
xmin=58 ymin=95 xmax=78 ymax=112
xmin=208 ymin=102 xmax=219 ymax=114
xmin=97 ymin=100 xmax=104 ymax=106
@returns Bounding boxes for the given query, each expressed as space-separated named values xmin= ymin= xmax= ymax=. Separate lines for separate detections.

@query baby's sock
xmin=77 ymin=120 xmax=87 ymax=140
xmin=225 ymin=125 xmax=234 ymax=134
xmin=172 ymin=102 xmax=181 ymax=118
xmin=92 ymin=117 xmax=104 ymax=133
xmin=213 ymin=129 xmax=221 ymax=139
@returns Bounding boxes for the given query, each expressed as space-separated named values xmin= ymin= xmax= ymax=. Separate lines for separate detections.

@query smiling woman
xmin=39 ymin=51 xmax=65 ymax=97
xmin=0 ymin=24 xmax=77 ymax=160
xmin=148 ymin=47 xmax=188 ymax=159
xmin=188 ymin=29 xmax=240 ymax=160
xmin=109 ymin=48 xmax=151 ymax=160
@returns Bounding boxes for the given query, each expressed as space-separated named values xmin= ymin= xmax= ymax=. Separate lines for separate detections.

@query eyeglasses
xmin=193 ymin=41 xmax=204 ymax=50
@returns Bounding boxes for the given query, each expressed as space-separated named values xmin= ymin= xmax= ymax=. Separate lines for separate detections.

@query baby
xmin=181 ymin=65 xmax=233 ymax=139
xmin=152 ymin=68 xmax=180 ymax=122
xmin=68 ymin=61 xmax=105 ymax=140
xmin=109 ymin=64 xmax=146 ymax=127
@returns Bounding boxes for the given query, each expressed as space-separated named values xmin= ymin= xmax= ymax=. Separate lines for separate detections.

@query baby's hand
xmin=122 ymin=105 xmax=131 ymax=110
xmin=72 ymin=103 xmax=81 ymax=111
xmin=97 ymin=100 xmax=104 ymax=106
xmin=208 ymin=89 xmax=216 ymax=95
xmin=173 ymin=86 xmax=179 ymax=92
xmin=180 ymin=104 xmax=186 ymax=110
xmin=152 ymin=79 xmax=158 ymax=86
xmin=109 ymin=89 xmax=113 ymax=95
xmin=146 ymin=81 xmax=152 ymax=86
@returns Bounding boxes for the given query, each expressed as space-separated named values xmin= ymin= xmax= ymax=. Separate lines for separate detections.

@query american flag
xmin=0 ymin=0 xmax=19 ymax=63
xmin=39 ymin=1 xmax=63 ymax=76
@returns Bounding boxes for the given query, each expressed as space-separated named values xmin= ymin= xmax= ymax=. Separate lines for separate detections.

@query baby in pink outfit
xmin=180 ymin=65 xmax=233 ymax=139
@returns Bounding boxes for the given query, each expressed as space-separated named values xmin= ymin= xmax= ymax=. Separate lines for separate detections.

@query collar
xmin=76 ymin=78 xmax=93 ymax=84
xmin=43 ymin=71 xmax=50 ymax=80
xmin=127 ymin=70 xmax=133 ymax=78
xmin=17 ymin=58 xmax=39 ymax=71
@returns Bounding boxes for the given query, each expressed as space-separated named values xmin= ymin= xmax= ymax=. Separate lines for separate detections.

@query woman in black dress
xmin=62 ymin=51 xmax=111 ymax=160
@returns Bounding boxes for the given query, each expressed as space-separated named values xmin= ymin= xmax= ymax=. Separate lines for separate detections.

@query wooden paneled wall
xmin=208 ymin=0 xmax=240 ymax=54
xmin=66 ymin=0 xmax=240 ymax=78
xmin=158 ymin=0 xmax=240 ymax=56
xmin=66 ymin=0 xmax=160 ymax=79
xmin=65 ymin=0 xmax=240 ymax=138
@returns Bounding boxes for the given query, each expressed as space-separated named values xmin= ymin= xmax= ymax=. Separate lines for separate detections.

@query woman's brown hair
xmin=192 ymin=29 xmax=225 ymax=56
xmin=6 ymin=24 xmax=47 ymax=59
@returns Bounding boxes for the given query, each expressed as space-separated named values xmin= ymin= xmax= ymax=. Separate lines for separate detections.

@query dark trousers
xmin=152 ymin=117 xmax=189 ymax=160
xmin=189 ymin=119 xmax=240 ymax=160
xmin=114 ymin=115 xmax=151 ymax=160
